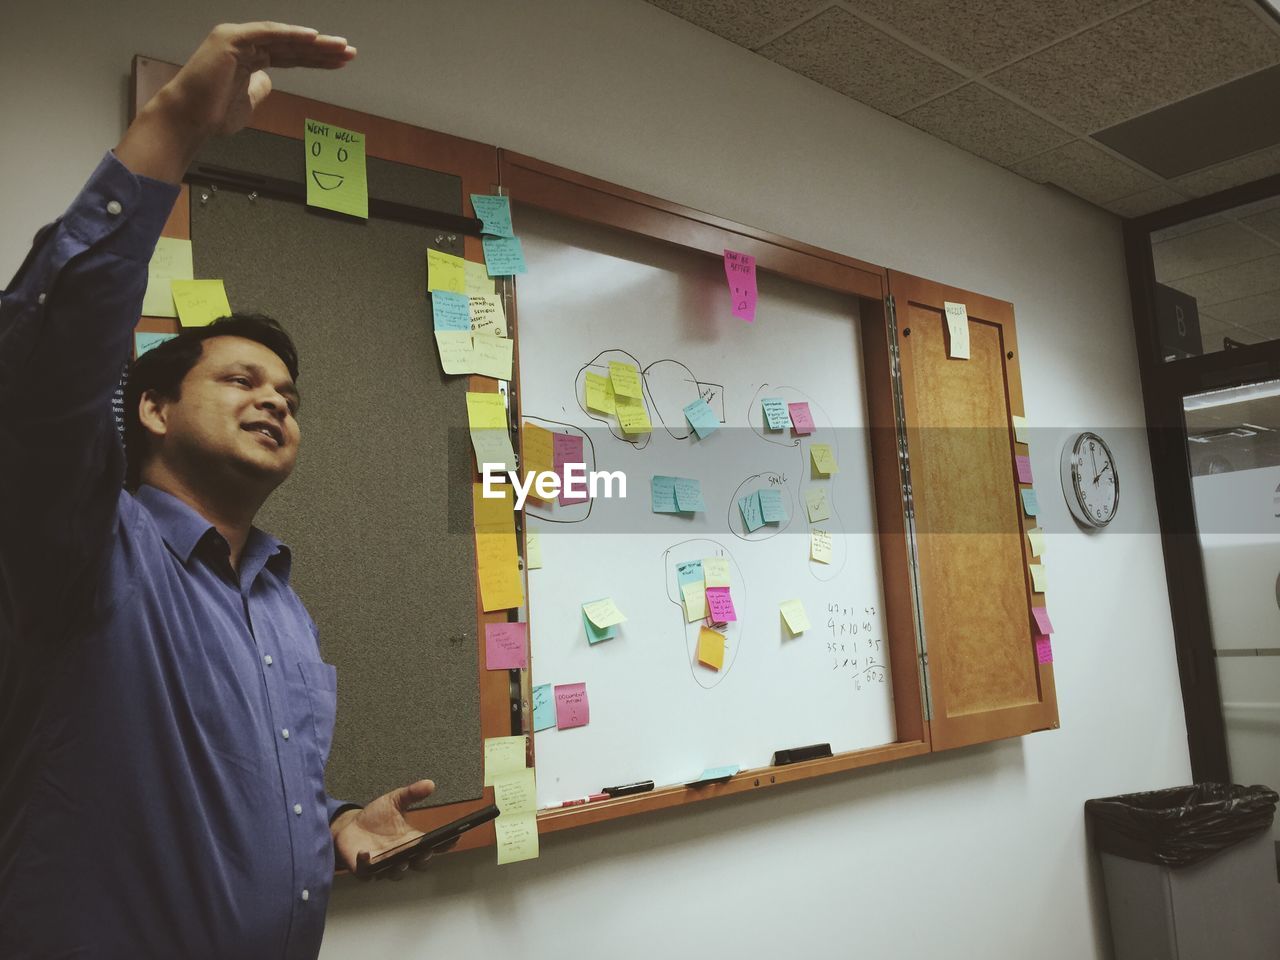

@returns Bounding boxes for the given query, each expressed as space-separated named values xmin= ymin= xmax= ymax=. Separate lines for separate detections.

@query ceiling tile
xmin=1011 ymin=140 xmax=1158 ymax=205
xmin=1243 ymin=206 xmax=1280 ymax=244
xmin=1151 ymin=214 xmax=1230 ymax=244
xmin=899 ymin=83 xmax=1072 ymax=167
xmin=839 ymin=0 xmax=1137 ymax=74
xmin=1168 ymin=253 xmax=1280 ymax=306
xmin=644 ymin=0 xmax=828 ymax=48
xmin=1208 ymin=290 xmax=1280 ymax=327
xmin=757 ymin=7 xmax=963 ymax=116
xmin=1104 ymin=184 xmax=1189 ymax=218
xmin=1153 ymin=222 xmax=1278 ymax=280
xmin=988 ymin=0 xmax=1280 ymax=133
xmin=1174 ymin=144 xmax=1280 ymax=197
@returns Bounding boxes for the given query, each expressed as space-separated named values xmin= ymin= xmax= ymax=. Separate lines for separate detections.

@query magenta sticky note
xmin=1035 ymin=635 xmax=1053 ymax=664
xmin=705 ymin=586 xmax=737 ymax=622
xmin=554 ymin=682 xmax=589 ymax=729
xmin=788 ymin=402 xmax=814 ymax=435
xmin=1016 ymin=455 xmax=1033 ymax=484
xmin=553 ymin=433 xmax=587 ymax=505
xmin=1031 ymin=606 xmax=1054 ymax=635
xmin=485 ymin=622 xmax=528 ymax=670
xmin=723 ymin=249 xmax=758 ymax=323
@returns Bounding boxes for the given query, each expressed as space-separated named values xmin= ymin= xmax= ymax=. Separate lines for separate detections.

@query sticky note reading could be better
xmin=723 ymin=249 xmax=758 ymax=323
xmin=171 ymin=279 xmax=231 ymax=328
xmin=143 ymin=237 xmax=193 ymax=317
xmin=532 ymin=683 xmax=555 ymax=731
xmin=304 ymin=119 xmax=368 ymax=219
xmin=811 ymin=529 xmax=833 ymax=564
xmin=697 ymin=627 xmax=726 ymax=670
xmin=427 ymin=249 xmax=466 ymax=294
xmin=485 ymin=622 xmax=528 ymax=671
xmin=554 ymin=682 xmax=589 ymax=729
xmin=470 ymin=193 xmax=514 ymax=238
xmin=788 ymin=402 xmax=815 ymax=435
xmin=683 ymin=397 xmax=720 ymax=439
xmin=943 ymin=300 xmax=970 ymax=360
xmin=780 ymin=599 xmax=811 ymax=635
xmin=483 ymin=236 xmax=527 ymax=276
xmin=810 ymin=443 xmax=838 ymax=476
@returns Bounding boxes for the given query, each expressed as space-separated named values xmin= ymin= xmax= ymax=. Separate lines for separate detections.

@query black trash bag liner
xmin=1085 ymin=783 xmax=1278 ymax=869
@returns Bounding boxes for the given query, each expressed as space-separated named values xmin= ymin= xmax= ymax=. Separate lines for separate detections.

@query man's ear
xmin=137 ymin=389 xmax=170 ymax=442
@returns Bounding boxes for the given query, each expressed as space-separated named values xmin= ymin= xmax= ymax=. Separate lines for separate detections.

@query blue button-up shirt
xmin=0 ymin=153 xmax=345 ymax=959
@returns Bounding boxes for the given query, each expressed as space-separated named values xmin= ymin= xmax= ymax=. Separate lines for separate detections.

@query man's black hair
xmin=122 ymin=313 xmax=300 ymax=490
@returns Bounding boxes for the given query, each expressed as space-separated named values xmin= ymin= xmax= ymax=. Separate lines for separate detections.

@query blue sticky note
xmin=652 ymin=475 xmax=679 ymax=513
xmin=674 ymin=477 xmax=705 ymax=512
xmin=532 ymin=683 xmax=555 ymax=732
xmin=739 ymin=491 xmax=765 ymax=532
xmin=1021 ymin=487 xmax=1039 ymax=517
xmin=134 ymin=331 xmax=177 ymax=358
xmin=482 ymin=236 xmax=528 ymax=276
xmin=582 ymin=607 xmax=619 ymax=645
xmin=758 ymin=488 xmax=786 ymax=523
xmin=470 ymin=194 xmax=514 ymax=238
xmin=683 ymin=397 xmax=720 ymax=439
xmin=431 ymin=290 xmax=471 ymax=331
xmin=688 ymin=764 xmax=740 ymax=785
xmin=676 ymin=560 xmax=704 ymax=588
xmin=762 ymin=397 xmax=789 ymax=430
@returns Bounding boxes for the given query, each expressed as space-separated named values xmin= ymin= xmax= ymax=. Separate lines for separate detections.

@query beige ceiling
xmin=644 ymin=0 xmax=1280 ymax=218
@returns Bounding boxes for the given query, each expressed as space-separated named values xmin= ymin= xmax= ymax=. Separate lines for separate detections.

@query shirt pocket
xmin=295 ymin=659 xmax=338 ymax=764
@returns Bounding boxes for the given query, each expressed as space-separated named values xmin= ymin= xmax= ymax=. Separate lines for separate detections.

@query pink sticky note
xmin=553 ymin=433 xmax=587 ymax=505
xmin=705 ymin=586 xmax=737 ymax=622
xmin=1035 ymin=635 xmax=1053 ymax=664
xmin=787 ymin=402 xmax=814 ymax=435
xmin=1031 ymin=606 xmax=1054 ymax=635
xmin=1016 ymin=455 xmax=1033 ymax=484
xmin=554 ymin=682 xmax=589 ymax=729
xmin=485 ymin=622 xmax=528 ymax=670
xmin=723 ymin=249 xmax=758 ymax=323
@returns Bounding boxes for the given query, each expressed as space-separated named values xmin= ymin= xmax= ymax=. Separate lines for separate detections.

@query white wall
xmin=2 ymin=1 xmax=1191 ymax=957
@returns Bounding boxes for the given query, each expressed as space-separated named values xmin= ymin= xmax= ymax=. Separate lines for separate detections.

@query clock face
xmin=1061 ymin=432 xmax=1118 ymax=528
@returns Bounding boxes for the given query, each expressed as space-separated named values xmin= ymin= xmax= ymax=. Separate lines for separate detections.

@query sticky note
xmin=431 ymin=290 xmax=471 ymax=331
xmin=780 ymin=599 xmax=810 ymax=635
xmin=427 ymin=248 xmax=467 ymax=294
xmin=805 ymin=487 xmax=831 ymax=523
xmin=705 ymin=586 xmax=737 ymax=622
xmin=470 ymin=428 xmax=516 ymax=473
xmin=758 ymin=488 xmax=786 ymax=523
xmin=1031 ymin=607 xmax=1054 ymax=635
xmin=470 ymin=193 xmax=514 ymax=238
xmin=1029 ymin=562 xmax=1046 ymax=593
xmin=674 ymin=477 xmax=705 ymax=513
xmin=1012 ymin=414 xmax=1029 ymax=444
xmin=943 ymin=301 xmax=970 ymax=360
xmin=525 ymin=531 xmax=544 ymax=570
xmin=464 ymin=259 xmax=496 ymax=296
xmin=1027 ymin=526 xmax=1045 ymax=557
xmin=471 ymin=334 xmax=514 ymax=381
xmin=677 ymin=560 xmax=705 ymax=587
xmin=582 ymin=608 xmax=618 ymax=645
xmin=469 ymin=294 xmax=507 ymax=336
xmin=615 ymin=395 xmax=652 ymax=434
xmin=702 ymin=558 xmax=729 ymax=588
xmin=1016 ymin=455 xmax=1033 ymax=484
xmin=583 ymin=598 xmax=626 ymax=628
xmin=762 ymin=397 xmax=789 ymax=431
xmin=493 ymin=768 xmax=536 ymax=816
xmin=788 ymin=402 xmax=815 ymax=435
xmin=811 ymin=529 xmax=833 ymax=563
xmin=171 ymin=279 xmax=231 ymax=328
xmin=472 ymin=484 xmax=524 ymax=611
xmin=466 ymin=392 xmax=507 ymax=430
xmin=483 ymin=735 xmax=526 ymax=786
xmin=522 ymin=422 xmax=555 ymax=482
xmin=688 ymin=765 xmax=739 ymax=785
xmin=738 ymin=491 xmax=765 ymax=532
xmin=682 ymin=583 xmax=707 ymax=622
xmin=532 ymin=683 xmax=555 ymax=731
xmin=1021 ymin=488 xmax=1039 ymax=517
xmin=435 ymin=331 xmax=474 ymax=374
xmin=696 ymin=626 xmax=725 ymax=669
xmin=485 ymin=622 xmax=528 ymax=670
xmin=134 ymin=331 xmax=177 ymax=358
xmin=554 ymin=682 xmax=589 ymax=729
xmin=142 ymin=237 xmax=193 ymax=317
xmin=585 ymin=372 xmax=616 ymax=414
xmin=723 ymin=249 xmax=758 ymax=323
xmin=495 ymin=813 xmax=539 ymax=865
xmin=810 ymin=443 xmax=838 ymax=476
xmin=683 ymin=397 xmax=720 ymax=439
xmin=1035 ymin=635 xmax=1053 ymax=664
xmin=554 ymin=433 xmax=588 ymax=505
xmin=608 ymin=361 xmax=643 ymax=399
xmin=652 ymin=475 xmax=679 ymax=513
xmin=483 ymin=236 xmax=528 ymax=276
xmin=304 ymin=119 xmax=367 ymax=219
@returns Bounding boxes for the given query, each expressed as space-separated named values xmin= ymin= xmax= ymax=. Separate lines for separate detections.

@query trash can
xmin=1085 ymin=784 xmax=1280 ymax=960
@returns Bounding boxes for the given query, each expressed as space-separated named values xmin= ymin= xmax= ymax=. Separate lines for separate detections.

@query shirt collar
xmin=134 ymin=485 xmax=292 ymax=580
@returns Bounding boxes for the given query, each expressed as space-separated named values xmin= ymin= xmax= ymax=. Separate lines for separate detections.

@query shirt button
xmin=281 ymin=728 xmax=290 ymax=740
xmin=263 ymin=655 xmax=274 ymax=666
xmin=301 ymin=889 xmax=310 ymax=902
xmin=106 ymin=200 xmax=122 ymax=215
xmin=37 ymin=293 xmax=47 ymax=305
xmin=293 ymin=803 xmax=303 ymax=815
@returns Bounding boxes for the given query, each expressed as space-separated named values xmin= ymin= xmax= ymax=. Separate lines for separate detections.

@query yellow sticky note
xmin=703 ymin=557 xmax=730 ymax=588
xmin=466 ymin=392 xmax=507 ymax=430
xmin=170 ymin=279 xmax=232 ymax=328
xmin=525 ymin=531 xmax=544 ymax=570
xmin=427 ymin=248 xmax=467 ymax=294
xmin=435 ymin=331 xmax=474 ymax=375
xmin=473 ymin=484 xmax=524 ymax=611
xmin=805 ymin=487 xmax=831 ymax=523
xmin=608 ymin=361 xmax=643 ymax=399
xmin=471 ymin=334 xmax=514 ymax=381
xmin=1027 ymin=526 xmax=1045 ymax=558
xmin=585 ymin=371 xmax=616 ymax=414
xmin=483 ymin=735 xmax=527 ymax=786
xmin=143 ymin=237 xmax=193 ymax=318
xmin=469 ymin=294 xmax=507 ymax=337
xmin=583 ymin=598 xmax=626 ymax=628
xmin=474 ymin=483 xmax=516 ymax=532
xmin=810 ymin=529 xmax=833 ymax=564
xmin=780 ymin=599 xmax=811 ymax=635
xmin=464 ymin=259 xmax=497 ymax=297
xmin=810 ymin=443 xmax=838 ymax=476
xmin=696 ymin=627 xmax=726 ymax=670
xmin=1030 ymin=562 xmax=1047 ymax=593
xmin=615 ymin=395 xmax=652 ymax=434
xmin=495 ymin=813 xmax=539 ymax=865
xmin=493 ymin=768 xmax=537 ymax=816
xmin=1012 ymin=415 xmax=1030 ymax=445
xmin=304 ymin=119 xmax=368 ymax=219
xmin=943 ymin=300 xmax=970 ymax=360
xmin=682 ymin=583 xmax=707 ymax=622
xmin=522 ymin=422 xmax=555 ymax=478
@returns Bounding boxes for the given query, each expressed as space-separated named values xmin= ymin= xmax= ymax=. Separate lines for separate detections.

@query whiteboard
xmin=515 ymin=206 xmax=896 ymax=809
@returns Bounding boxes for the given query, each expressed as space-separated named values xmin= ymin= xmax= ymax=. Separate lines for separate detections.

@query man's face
xmin=148 ymin=335 xmax=301 ymax=489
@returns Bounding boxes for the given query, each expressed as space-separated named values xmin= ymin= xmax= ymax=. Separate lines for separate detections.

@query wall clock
xmin=1060 ymin=432 xmax=1118 ymax=528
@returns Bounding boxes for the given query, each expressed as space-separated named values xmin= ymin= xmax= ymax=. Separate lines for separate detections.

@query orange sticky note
xmin=696 ymin=627 xmax=726 ymax=670
xmin=472 ymin=484 xmax=524 ymax=611
xmin=522 ymin=422 xmax=555 ymax=499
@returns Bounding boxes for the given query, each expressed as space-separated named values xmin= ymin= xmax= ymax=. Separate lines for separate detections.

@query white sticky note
xmin=943 ymin=301 xmax=970 ymax=360
xmin=1012 ymin=414 xmax=1029 ymax=445
xmin=810 ymin=529 xmax=833 ymax=564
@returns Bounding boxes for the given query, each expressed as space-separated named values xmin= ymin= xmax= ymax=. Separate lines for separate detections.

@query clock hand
xmin=1090 ymin=447 xmax=1099 ymax=484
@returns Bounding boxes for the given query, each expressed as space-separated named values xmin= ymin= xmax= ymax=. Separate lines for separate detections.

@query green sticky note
xmin=532 ymin=683 xmax=555 ymax=732
xmin=304 ymin=119 xmax=368 ymax=219
xmin=134 ymin=331 xmax=177 ymax=358
xmin=171 ymin=279 xmax=231 ymax=328
xmin=652 ymin=475 xmax=679 ymax=513
xmin=758 ymin=488 xmax=786 ymax=523
xmin=738 ymin=491 xmax=765 ymax=532
xmin=1021 ymin=488 xmax=1039 ymax=517
xmin=142 ymin=237 xmax=193 ymax=318
xmin=762 ymin=397 xmax=789 ymax=431
xmin=470 ymin=194 xmax=514 ymax=238
xmin=483 ymin=236 xmax=528 ymax=276
xmin=683 ymin=397 xmax=720 ymax=439
xmin=674 ymin=477 xmax=705 ymax=512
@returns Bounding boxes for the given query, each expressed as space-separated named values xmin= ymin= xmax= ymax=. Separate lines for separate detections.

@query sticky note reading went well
xmin=758 ymin=488 xmax=786 ymax=523
xmin=780 ymin=599 xmax=811 ymax=635
xmin=705 ymin=586 xmax=737 ymax=623
xmin=762 ymin=397 xmax=790 ymax=431
xmin=470 ymin=193 xmax=515 ymax=238
xmin=431 ymin=290 xmax=471 ymax=332
xmin=682 ymin=583 xmax=707 ymax=622
xmin=583 ymin=598 xmax=626 ymax=629
xmin=1031 ymin=607 xmax=1054 ymax=635
xmin=1016 ymin=455 xmax=1034 ymax=484
xmin=1027 ymin=526 xmax=1045 ymax=557
xmin=135 ymin=331 xmax=176 ymax=358
xmin=811 ymin=529 xmax=833 ymax=564
xmin=702 ymin=558 xmax=730 ymax=588
xmin=810 ymin=443 xmax=838 ymax=476
xmin=1029 ymin=562 xmax=1047 ymax=593
xmin=304 ymin=119 xmax=368 ymax=219
xmin=697 ymin=626 xmax=725 ymax=670
xmin=532 ymin=683 xmax=555 ymax=731
xmin=788 ymin=402 xmax=815 ymax=435
xmin=171 ymin=279 xmax=231 ymax=328
xmin=608 ymin=361 xmax=643 ymax=399
xmin=805 ymin=487 xmax=831 ymax=523
xmin=943 ymin=300 xmax=970 ymax=360
xmin=585 ymin=371 xmax=616 ymax=414
xmin=142 ymin=237 xmax=193 ymax=317
xmin=485 ymin=622 xmax=528 ymax=671
xmin=427 ymin=248 xmax=466 ymax=294
xmin=483 ymin=735 xmax=527 ymax=786
xmin=469 ymin=294 xmax=507 ymax=337
xmin=554 ymin=682 xmax=589 ymax=729
xmin=723 ymin=249 xmax=758 ymax=323
xmin=738 ymin=491 xmax=765 ymax=532
xmin=1021 ymin=488 xmax=1039 ymax=517
xmin=683 ymin=398 xmax=720 ymax=439
xmin=482 ymin=236 xmax=528 ymax=276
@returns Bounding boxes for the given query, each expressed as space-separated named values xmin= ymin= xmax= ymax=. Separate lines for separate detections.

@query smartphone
xmin=354 ymin=803 xmax=501 ymax=878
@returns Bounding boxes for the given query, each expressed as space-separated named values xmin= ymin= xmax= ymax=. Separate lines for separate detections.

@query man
xmin=0 ymin=23 xmax=441 ymax=959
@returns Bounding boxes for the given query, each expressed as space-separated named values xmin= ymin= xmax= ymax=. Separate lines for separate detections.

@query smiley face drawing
xmin=309 ymin=139 xmax=348 ymax=191
xmin=304 ymin=119 xmax=368 ymax=219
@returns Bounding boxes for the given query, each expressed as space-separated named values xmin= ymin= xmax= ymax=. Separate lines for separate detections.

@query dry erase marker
xmin=601 ymin=780 xmax=654 ymax=797
xmin=558 ymin=793 xmax=609 ymax=808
